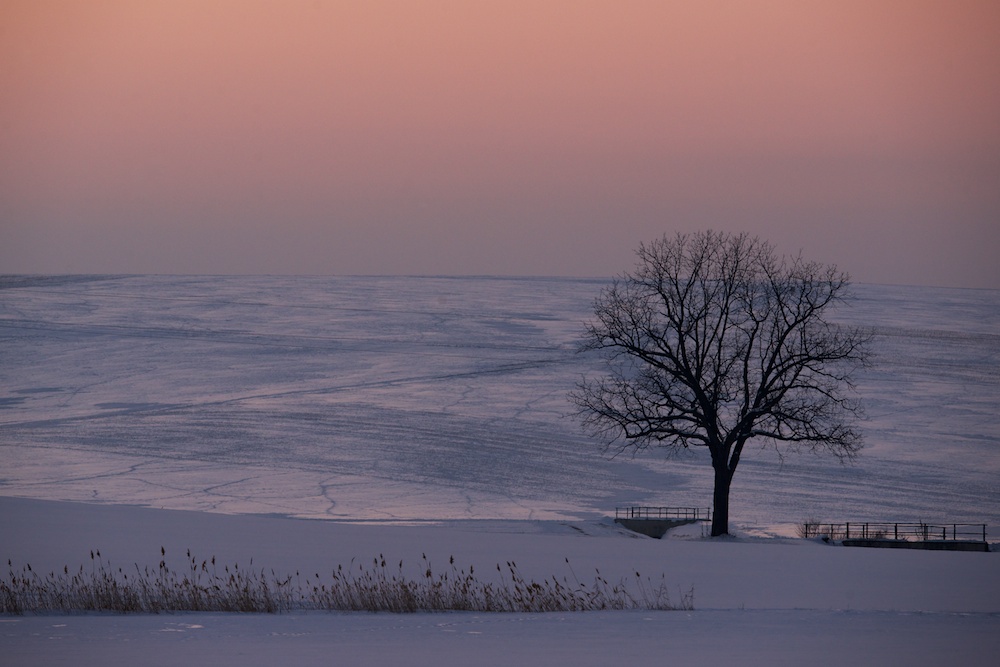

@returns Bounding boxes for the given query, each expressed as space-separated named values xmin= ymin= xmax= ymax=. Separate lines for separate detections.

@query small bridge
xmin=807 ymin=522 xmax=989 ymax=552
xmin=614 ymin=506 xmax=711 ymax=539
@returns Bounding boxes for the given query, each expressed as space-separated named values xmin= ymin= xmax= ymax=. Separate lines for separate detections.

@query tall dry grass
xmin=2 ymin=549 xmax=692 ymax=614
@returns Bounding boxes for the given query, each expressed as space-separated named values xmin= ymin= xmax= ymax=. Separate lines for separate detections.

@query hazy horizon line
xmin=2 ymin=272 xmax=997 ymax=293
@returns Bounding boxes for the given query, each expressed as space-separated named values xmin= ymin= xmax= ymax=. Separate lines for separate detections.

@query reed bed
xmin=2 ymin=549 xmax=692 ymax=614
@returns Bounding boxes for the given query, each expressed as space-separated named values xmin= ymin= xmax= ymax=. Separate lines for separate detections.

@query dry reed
xmin=2 ymin=549 xmax=692 ymax=615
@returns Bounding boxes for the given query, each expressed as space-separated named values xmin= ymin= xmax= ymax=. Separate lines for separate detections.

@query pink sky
xmin=2 ymin=0 xmax=998 ymax=287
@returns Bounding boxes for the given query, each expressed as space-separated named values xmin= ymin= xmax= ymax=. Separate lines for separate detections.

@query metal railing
xmin=615 ymin=506 xmax=711 ymax=521
xmin=802 ymin=522 xmax=987 ymax=543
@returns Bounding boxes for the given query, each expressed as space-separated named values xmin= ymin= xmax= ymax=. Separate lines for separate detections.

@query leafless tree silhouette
xmin=572 ymin=231 xmax=871 ymax=536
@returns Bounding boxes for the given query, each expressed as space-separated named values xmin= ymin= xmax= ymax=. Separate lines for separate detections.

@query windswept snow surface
xmin=1 ymin=276 xmax=999 ymax=665
xmin=1 ymin=275 xmax=998 ymax=529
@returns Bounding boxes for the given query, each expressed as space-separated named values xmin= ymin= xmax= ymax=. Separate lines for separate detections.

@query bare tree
xmin=572 ymin=231 xmax=871 ymax=536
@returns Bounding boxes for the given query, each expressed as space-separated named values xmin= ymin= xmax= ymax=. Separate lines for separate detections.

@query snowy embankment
xmin=2 ymin=497 xmax=999 ymax=666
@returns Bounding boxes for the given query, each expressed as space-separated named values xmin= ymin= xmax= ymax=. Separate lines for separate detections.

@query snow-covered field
xmin=2 ymin=275 xmax=998 ymax=664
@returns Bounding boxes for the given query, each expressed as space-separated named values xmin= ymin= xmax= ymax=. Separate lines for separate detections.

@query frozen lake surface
xmin=1 ymin=275 xmax=998 ymax=532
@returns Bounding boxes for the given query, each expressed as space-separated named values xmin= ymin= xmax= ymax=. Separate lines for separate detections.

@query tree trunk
xmin=711 ymin=462 xmax=732 ymax=536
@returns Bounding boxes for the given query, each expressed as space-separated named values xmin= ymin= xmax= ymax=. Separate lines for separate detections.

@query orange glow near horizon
xmin=2 ymin=1 xmax=998 ymax=287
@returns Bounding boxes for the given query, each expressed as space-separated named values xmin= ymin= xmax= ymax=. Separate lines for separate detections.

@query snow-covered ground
xmin=1 ymin=275 xmax=998 ymax=664
xmin=2 ymin=497 xmax=999 ymax=666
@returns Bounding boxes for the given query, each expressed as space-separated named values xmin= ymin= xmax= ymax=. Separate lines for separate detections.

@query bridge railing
xmin=615 ymin=506 xmax=712 ymax=521
xmin=802 ymin=522 xmax=987 ymax=542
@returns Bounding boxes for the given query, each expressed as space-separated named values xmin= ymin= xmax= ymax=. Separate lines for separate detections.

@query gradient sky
xmin=2 ymin=1 xmax=998 ymax=288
